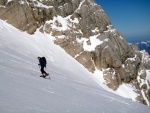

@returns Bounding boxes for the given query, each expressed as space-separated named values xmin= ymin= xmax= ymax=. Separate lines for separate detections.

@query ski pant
xmin=41 ymin=66 xmax=46 ymax=75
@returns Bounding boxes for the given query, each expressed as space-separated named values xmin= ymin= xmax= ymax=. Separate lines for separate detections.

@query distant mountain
xmin=136 ymin=41 xmax=150 ymax=54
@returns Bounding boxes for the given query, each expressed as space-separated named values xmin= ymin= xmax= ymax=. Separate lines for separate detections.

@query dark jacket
xmin=39 ymin=58 xmax=46 ymax=67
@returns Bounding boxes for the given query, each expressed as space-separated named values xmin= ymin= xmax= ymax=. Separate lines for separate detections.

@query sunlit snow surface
xmin=146 ymin=70 xmax=150 ymax=81
xmin=0 ymin=20 xmax=150 ymax=113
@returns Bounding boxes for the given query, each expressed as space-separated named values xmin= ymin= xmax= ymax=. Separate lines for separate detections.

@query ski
xmin=40 ymin=74 xmax=51 ymax=80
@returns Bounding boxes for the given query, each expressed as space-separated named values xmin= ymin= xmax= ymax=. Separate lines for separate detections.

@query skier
xmin=37 ymin=57 xmax=49 ymax=78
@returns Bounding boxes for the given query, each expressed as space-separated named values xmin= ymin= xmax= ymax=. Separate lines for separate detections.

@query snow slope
xmin=0 ymin=20 xmax=150 ymax=113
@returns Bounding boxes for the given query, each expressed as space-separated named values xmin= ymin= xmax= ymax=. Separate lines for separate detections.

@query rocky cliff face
xmin=0 ymin=0 xmax=150 ymax=105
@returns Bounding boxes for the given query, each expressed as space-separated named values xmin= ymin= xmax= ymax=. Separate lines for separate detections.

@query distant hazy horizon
xmin=125 ymin=35 xmax=150 ymax=43
xmin=95 ymin=0 xmax=150 ymax=43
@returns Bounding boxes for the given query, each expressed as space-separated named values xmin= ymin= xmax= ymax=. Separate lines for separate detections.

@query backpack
xmin=42 ymin=57 xmax=47 ymax=67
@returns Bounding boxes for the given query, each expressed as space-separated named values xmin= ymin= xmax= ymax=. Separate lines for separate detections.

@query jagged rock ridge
xmin=0 ymin=0 xmax=150 ymax=105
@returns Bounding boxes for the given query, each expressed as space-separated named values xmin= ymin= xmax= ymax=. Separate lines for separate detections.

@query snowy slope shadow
xmin=0 ymin=20 xmax=149 ymax=113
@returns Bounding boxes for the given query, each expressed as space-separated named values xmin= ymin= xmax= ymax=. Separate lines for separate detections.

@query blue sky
xmin=95 ymin=0 xmax=150 ymax=42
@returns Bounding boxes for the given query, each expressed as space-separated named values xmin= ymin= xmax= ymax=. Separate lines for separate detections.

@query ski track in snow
xmin=0 ymin=19 xmax=150 ymax=113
